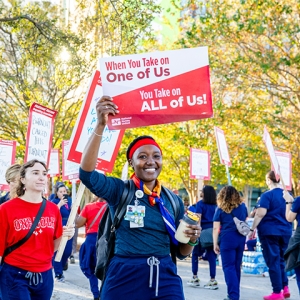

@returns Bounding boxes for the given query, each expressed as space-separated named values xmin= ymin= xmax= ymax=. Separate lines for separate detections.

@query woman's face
xmin=130 ymin=145 xmax=162 ymax=184
xmin=9 ymin=176 xmax=19 ymax=192
xmin=57 ymin=187 xmax=67 ymax=199
xmin=21 ymin=163 xmax=47 ymax=193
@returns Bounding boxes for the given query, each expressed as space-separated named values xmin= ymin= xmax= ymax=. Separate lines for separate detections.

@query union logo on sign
xmin=112 ymin=118 xmax=121 ymax=126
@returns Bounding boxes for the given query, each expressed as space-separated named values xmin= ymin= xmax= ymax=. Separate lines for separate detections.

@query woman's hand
xmin=283 ymin=190 xmax=293 ymax=203
xmin=247 ymin=230 xmax=256 ymax=240
xmin=214 ymin=244 xmax=220 ymax=255
xmin=96 ymin=96 xmax=119 ymax=126
xmin=184 ymin=223 xmax=201 ymax=243
xmin=57 ymin=197 xmax=68 ymax=209
xmin=63 ymin=224 xmax=75 ymax=240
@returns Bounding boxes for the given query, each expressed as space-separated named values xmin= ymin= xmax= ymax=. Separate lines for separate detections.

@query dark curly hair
xmin=217 ymin=186 xmax=243 ymax=213
xmin=16 ymin=159 xmax=48 ymax=197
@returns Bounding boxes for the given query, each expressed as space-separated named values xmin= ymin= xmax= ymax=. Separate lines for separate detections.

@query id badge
xmin=124 ymin=205 xmax=145 ymax=228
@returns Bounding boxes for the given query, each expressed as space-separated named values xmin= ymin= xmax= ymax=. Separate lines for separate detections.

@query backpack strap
xmin=111 ymin=180 xmax=135 ymax=231
xmin=161 ymin=186 xmax=180 ymax=219
xmin=161 ymin=186 xmax=181 ymax=265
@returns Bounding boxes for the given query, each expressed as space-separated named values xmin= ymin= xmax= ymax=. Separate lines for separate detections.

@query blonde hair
xmin=217 ymin=186 xmax=243 ymax=213
xmin=5 ymin=164 xmax=21 ymax=184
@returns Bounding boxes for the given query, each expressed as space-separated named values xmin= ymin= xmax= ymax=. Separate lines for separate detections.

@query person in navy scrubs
xmin=249 ymin=171 xmax=292 ymax=300
xmin=284 ymin=190 xmax=300 ymax=296
xmin=187 ymin=185 xmax=218 ymax=289
xmin=213 ymin=186 xmax=248 ymax=300
xmin=51 ymin=183 xmax=73 ymax=282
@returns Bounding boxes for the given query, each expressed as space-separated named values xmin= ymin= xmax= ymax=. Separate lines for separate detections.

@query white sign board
xmin=214 ymin=127 xmax=231 ymax=166
xmin=263 ymin=126 xmax=280 ymax=180
xmin=190 ymin=148 xmax=210 ymax=180
xmin=0 ymin=140 xmax=17 ymax=191
xmin=275 ymin=151 xmax=292 ymax=190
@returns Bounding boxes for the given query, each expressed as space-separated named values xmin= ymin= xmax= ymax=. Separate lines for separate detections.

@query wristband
xmin=286 ymin=201 xmax=293 ymax=204
xmin=188 ymin=239 xmax=199 ymax=246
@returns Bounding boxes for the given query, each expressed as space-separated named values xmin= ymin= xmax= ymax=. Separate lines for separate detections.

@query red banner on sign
xmin=107 ymin=67 xmax=212 ymax=129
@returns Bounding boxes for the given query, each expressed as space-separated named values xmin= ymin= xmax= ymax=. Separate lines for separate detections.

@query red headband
xmin=128 ymin=138 xmax=162 ymax=159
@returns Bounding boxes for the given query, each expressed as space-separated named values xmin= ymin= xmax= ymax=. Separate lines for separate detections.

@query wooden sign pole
xmin=54 ymin=182 xmax=85 ymax=262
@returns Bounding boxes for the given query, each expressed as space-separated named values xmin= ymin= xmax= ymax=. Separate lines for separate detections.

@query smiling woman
xmin=0 ymin=159 xmax=75 ymax=300
xmin=79 ymin=95 xmax=201 ymax=300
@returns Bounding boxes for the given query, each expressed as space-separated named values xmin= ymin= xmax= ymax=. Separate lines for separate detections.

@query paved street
xmin=52 ymin=255 xmax=299 ymax=300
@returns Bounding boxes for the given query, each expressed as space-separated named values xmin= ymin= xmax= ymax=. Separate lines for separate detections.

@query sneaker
xmin=69 ymin=255 xmax=75 ymax=264
xmin=187 ymin=277 xmax=200 ymax=287
xmin=283 ymin=286 xmax=290 ymax=299
xmin=263 ymin=292 xmax=284 ymax=300
xmin=63 ymin=261 xmax=68 ymax=271
xmin=55 ymin=274 xmax=65 ymax=283
xmin=204 ymin=279 xmax=219 ymax=290
xmin=223 ymin=296 xmax=231 ymax=300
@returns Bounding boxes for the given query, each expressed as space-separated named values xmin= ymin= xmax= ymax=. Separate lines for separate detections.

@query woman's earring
xmin=23 ymin=186 xmax=26 ymax=191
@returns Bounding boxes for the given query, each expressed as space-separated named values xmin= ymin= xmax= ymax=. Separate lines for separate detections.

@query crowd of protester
xmin=0 ymin=148 xmax=299 ymax=300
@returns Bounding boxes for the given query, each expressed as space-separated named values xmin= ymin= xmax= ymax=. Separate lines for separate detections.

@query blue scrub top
xmin=213 ymin=203 xmax=248 ymax=234
xmin=195 ymin=200 xmax=217 ymax=229
xmin=51 ymin=196 xmax=72 ymax=225
xmin=291 ymin=196 xmax=300 ymax=227
xmin=257 ymin=188 xmax=292 ymax=235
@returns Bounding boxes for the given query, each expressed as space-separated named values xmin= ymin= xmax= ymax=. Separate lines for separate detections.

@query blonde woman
xmin=213 ymin=186 xmax=248 ymax=300
xmin=0 ymin=164 xmax=21 ymax=204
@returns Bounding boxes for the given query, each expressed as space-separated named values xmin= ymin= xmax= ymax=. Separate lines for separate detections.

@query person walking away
xmin=283 ymin=190 xmax=300 ymax=296
xmin=246 ymin=197 xmax=260 ymax=251
xmin=213 ymin=186 xmax=248 ymax=300
xmin=0 ymin=159 xmax=74 ymax=300
xmin=76 ymin=195 xmax=107 ymax=300
xmin=187 ymin=185 xmax=218 ymax=290
xmin=51 ymin=183 xmax=73 ymax=282
xmin=79 ymin=95 xmax=201 ymax=300
xmin=0 ymin=164 xmax=21 ymax=205
xmin=248 ymin=171 xmax=292 ymax=300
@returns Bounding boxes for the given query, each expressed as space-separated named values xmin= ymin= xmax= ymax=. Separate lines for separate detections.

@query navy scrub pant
xmin=191 ymin=243 xmax=217 ymax=278
xmin=259 ymin=234 xmax=290 ymax=293
xmin=0 ymin=263 xmax=53 ymax=300
xmin=101 ymin=255 xmax=184 ymax=300
xmin=220 ymin=231 xmax=245 ymax=300
xmin=79 ymin=233 xmax=100 ymax=299
xmin=52 ymin=237 xmax=73 ymax=276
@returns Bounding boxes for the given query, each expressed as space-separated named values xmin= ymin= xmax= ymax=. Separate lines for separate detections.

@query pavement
xmin=52 ymin=253 xmax=299 ymax=300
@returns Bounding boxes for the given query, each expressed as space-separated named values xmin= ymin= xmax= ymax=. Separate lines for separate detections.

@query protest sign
xmin=48 ymin=149 xmax=60 ymax=177
xmin=263 ymin=126 xmax=280 ymax=181
xmin=0 ymin=140 xmax=17 ymax=191
xmin=189 ymin=148 xmax=210 ymax=180
xmin=68 ymin=70 xmax=125 ymax=173
xmin=214 ymin=127 xmax=231 ymax=166
xmin=274 ymin=151 xmax=292 ymax=191
xmin=99 ymin=47 xmax=213 ymax=129
xmin=62 ymin=140 xmax=79 ymax=181
xmin=24 ymin=103 xmax=57 ymax=166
